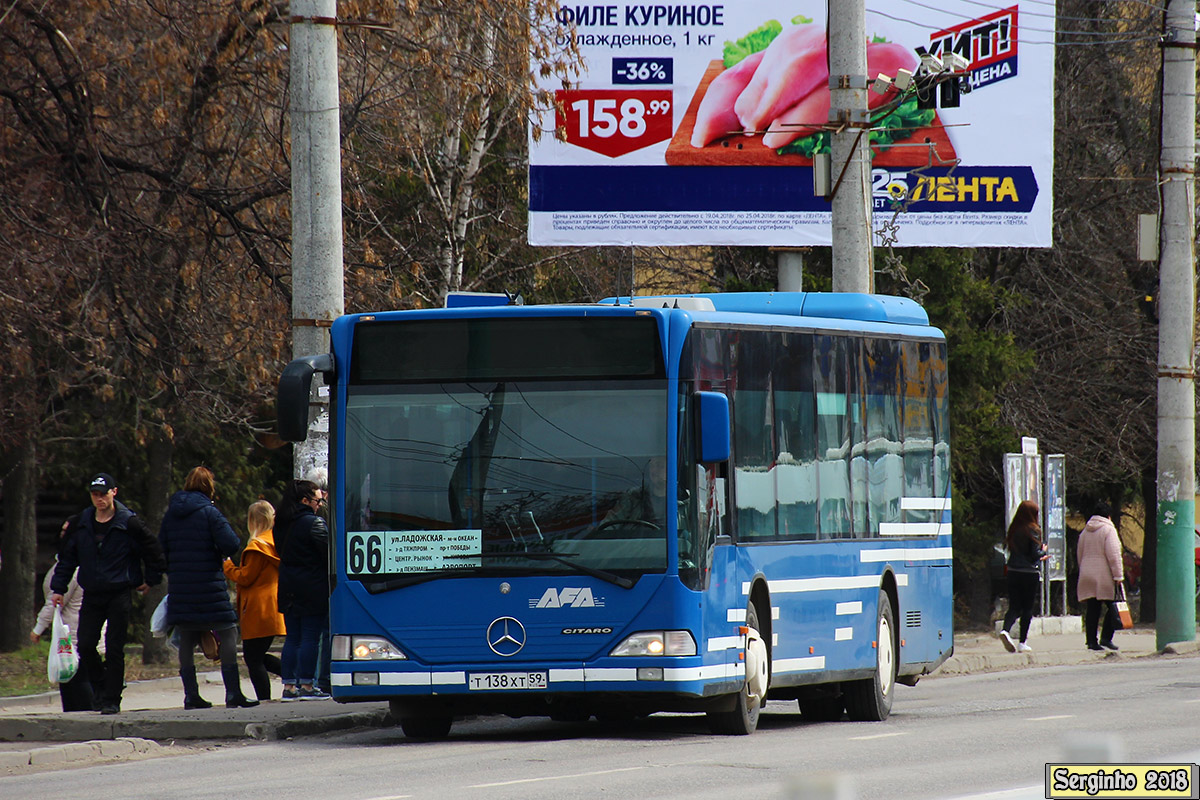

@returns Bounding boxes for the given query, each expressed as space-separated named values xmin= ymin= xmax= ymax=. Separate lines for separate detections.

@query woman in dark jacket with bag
xmin=276 ymin=479 xmax=330 ymax=701
xmin=998 ymin=499 xmax=1048 ymax=653
xmin=159 ymin=467 xmax=258 ymax=709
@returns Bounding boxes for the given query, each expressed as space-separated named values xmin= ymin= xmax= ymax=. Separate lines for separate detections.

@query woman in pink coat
xmin=1076 ymin=501 xmax=1124 ymax=651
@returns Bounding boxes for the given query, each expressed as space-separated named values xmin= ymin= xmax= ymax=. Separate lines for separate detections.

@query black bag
xmin=1105 ymin=598 xmax=1124 ymax=631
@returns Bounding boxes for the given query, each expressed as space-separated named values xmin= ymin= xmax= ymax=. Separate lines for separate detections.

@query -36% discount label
xmin=555 ymin=90 xmax=672 ymax=158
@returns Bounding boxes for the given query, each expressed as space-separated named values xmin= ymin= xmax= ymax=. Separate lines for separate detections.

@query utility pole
xmin=1155 ymin=0 xmax=1196 ymax=648
xmin=828 ymin=0 xmax=874 ymax=294
xmin=290 ymin=0 xmax=345 ymax=479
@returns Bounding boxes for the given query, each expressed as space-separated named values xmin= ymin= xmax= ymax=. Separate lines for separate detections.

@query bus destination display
xmin=347 ymin=529 xmax=482 ymax=575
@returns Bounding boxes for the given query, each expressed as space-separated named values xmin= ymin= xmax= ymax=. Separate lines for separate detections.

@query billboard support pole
xmin=828 ymin=0 xmax=874 ymax=293
xmin=1154 ymin=0 xmax=1197 ymax=648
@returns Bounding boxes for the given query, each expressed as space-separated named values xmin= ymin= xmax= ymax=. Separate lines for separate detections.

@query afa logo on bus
xmin=531 ymin=587 xmax=606 ymax=608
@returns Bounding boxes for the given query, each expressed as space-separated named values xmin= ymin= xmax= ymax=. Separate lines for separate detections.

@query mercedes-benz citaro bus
xmin=277 ymin=291 xmax=953 ymax=738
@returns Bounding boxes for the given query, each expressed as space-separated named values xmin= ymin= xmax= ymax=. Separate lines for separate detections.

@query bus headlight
xmin=332 ymin=634 xmax=407 ymax=661
xmin=610 ymin=630 xmax=696 ymax=657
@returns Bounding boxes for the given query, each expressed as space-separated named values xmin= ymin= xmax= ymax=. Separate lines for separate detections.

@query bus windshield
xmin=344 ymin=379 xmax=668 ymax=583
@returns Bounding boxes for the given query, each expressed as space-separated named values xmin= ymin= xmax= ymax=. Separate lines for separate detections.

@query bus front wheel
xmin=391 ymin=701 xmax=453 ymax=739
xmin=844 ymin=589 xmax=896 ymax=722
xmin=706 ymin=603 xmax=765 ymax=735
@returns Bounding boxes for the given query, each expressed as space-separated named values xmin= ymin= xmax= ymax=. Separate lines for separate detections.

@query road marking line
xmin=361 ymin=795 xmax=413 ymax=799
xmin=848 ymin=732 xmax=907 ymax=741
xmin=469 ymin=766 xmax=645 ymax=788
xmin=1026 ymin=715 xmax=1074 ymax=721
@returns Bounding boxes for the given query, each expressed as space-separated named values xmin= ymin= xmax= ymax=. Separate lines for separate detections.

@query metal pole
xmin=290 ymin=0 xmax=345 ymax=479
xmin=828 ymin=0 xmax=874 ymax=294
xmin=1155 ymin=0 xmax=1196 ymax=648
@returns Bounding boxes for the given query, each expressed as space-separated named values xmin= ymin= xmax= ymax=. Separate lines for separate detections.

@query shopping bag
xmin=1114 ymin=583 xmax=1134 ymax=629
xmin=47 ymin=606 xmax=79 ymax=685
xmin=150 ymin=596 xmax=170 ymax=638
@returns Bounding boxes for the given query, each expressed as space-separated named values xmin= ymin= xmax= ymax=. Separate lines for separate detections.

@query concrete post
xmin=777 ymin=249 xmax=804 ymax=292
xmin=828 ymin=0 xmax=873 ymax=294
xmin=1155 ymin=0 xmax=1197 ymax=648
xmin=290 ymin=0 xmax=345 ymax=478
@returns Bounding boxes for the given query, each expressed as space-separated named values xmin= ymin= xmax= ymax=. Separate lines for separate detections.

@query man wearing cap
xmin=52 ymin=473 xmax=166 ymax=715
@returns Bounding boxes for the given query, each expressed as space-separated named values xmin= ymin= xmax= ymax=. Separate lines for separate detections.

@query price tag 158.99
xmin=555 ymin=90 xmax=672 ymax=158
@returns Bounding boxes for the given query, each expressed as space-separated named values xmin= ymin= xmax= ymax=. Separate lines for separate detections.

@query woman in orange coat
xmin=223 ymin=501 xmax=286 ymax=701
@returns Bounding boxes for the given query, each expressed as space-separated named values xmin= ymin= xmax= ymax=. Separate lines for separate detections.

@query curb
xmin=0 ymin=708 xmax=394 ymax=743
xmin=246 ymin=708 xmax=392 ymax=741
xmin=932 ymin=637 xmax=1200 ymax=677
xmin=0 ymin=737 xmax=160 ymax=771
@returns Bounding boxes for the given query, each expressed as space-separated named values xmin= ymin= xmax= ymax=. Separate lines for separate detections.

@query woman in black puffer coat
xmin=159 ymin=467 xmax=258 ymax=709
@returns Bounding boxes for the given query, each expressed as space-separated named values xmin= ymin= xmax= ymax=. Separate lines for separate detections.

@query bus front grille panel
xmin=394 ymin=621 xmax=622 ymax=664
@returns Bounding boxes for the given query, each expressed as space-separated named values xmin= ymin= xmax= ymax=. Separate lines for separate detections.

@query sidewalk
xmin=2 ymin=621 xmax=1198 ymax=772
xmin=931 ymin=617 xmax=1200 ymax=677
xmin=0 ymin=672 xmax=390 ymax=771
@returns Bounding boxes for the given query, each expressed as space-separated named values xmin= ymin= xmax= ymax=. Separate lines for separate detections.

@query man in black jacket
xmin=52 ymin=473 xmax=166 ymax=714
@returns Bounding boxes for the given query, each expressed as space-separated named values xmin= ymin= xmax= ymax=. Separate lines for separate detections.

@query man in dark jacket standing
xmin=52 ymin=473 xmax=166 ymax=714
xmin=277 ymin=479 xmax=331 ymax=700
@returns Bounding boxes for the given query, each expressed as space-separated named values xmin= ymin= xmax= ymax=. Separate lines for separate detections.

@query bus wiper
xmin=445 ymin=551 xmax=635 ymax=589
xmin=363 ymin=570 xmax=469 ymax=594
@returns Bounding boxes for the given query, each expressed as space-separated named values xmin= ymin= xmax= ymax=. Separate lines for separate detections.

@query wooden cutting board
xmin=665 ymin=60 xmax=958 ymax=169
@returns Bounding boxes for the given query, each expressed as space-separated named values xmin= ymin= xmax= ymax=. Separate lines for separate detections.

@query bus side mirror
xmin=695 ymin=391 xmax=730 ymax=464
xmin=278 ymin=354 xmax=334 ymax=442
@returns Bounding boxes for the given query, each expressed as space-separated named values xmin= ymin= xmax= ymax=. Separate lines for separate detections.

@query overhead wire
xmin=891 ymin=0 xmax=1159 ymax=36
xmin=871 ymin=0 xmax=1164 ymax=46
xmin=869 ymin=8 xmax=1161 ymax=46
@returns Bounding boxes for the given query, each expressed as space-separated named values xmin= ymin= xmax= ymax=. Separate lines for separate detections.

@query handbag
xmin=46 ymin=606 xmax=79 ymax=685
xmin=1114 ymin=582 xmax=1133 ymax=629
xmin=200 ymin=629 xmax=221 ymax=660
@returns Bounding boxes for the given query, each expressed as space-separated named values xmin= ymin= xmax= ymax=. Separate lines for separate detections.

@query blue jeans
xmin=281 ymin=611 xmax=326 ymax=685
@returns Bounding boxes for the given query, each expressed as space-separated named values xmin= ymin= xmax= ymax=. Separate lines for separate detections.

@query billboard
xmin=529 ymin=1 xmax=1053 ymax=247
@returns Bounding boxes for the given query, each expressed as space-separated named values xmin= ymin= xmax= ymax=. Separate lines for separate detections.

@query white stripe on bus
xmin=860 ymin=547 xmax=953 ymax=563
xmin=879 ymin=522 xmax=947 ymax=536
xmin=835 ymin=627 xmax=853 ymax=641
xmin=708 ymin=635 xmax=743 ymax=652
xmin=900 ymin=497 xmax=952 ymax=511
xmin=340 ymin=665 xmax=744 ymax=688
xmin=836 ymin=601 xmax=862 ymax=615
xmin=772 ymin=656 xmax=826 ymax=672
xmin=744 ymin=574 xmax=906 ymax=594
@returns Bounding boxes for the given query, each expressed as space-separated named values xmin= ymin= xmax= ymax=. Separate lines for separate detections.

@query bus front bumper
xmin=330 ymin=660 xmax=744 ymax=703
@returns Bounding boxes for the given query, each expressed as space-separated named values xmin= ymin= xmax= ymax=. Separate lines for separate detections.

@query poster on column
xmin=528 ymin=1 xmax=1053 ymax=247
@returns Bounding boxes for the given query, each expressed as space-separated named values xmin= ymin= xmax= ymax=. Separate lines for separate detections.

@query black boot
xmin=222 ymin=663 xmax=259 ymax=708
xmin=180 ymin=666 xmax=212 ymax=709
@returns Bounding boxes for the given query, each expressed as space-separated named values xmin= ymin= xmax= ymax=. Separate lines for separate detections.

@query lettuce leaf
xmin=723 ymin=20 xmax=782 ymax=68
xmin=775 ymin=98 xmax=936 ymax=158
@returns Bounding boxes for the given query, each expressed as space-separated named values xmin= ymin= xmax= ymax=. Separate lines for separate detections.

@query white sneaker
xmin=999 ymin=630 xmax=1016 ymax=652
xmin=1017 ymin=642 xmax=1032 ymax=653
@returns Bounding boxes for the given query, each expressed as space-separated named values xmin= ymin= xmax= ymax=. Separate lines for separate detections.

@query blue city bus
xmin=277 ymin=291 xmax=953 ymax=737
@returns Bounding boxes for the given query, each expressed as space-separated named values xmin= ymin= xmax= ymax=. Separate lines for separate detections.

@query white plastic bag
xmin=47 ymin=606 xmax=79 ymax=685
xmin=150 ymin=596 xmax=170 ymax=638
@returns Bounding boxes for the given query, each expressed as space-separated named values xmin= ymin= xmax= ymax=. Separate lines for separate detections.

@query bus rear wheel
xmin=706 ymin=603 xmax=765 ymax=735
xmin=844 ymin=589 xmax=896 ymax=722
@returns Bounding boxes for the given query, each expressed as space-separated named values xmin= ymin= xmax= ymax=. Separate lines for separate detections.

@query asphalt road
xmin=4 ymin=655 xmax=1198 ymax=799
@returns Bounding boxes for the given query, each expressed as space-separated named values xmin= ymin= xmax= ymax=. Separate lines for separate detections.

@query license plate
xmin=468 ymin=671 xmax=548 ymax=691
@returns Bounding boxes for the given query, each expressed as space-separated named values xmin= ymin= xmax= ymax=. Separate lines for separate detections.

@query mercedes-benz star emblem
xmin=486 ymin=617 xmax=526 ymax=657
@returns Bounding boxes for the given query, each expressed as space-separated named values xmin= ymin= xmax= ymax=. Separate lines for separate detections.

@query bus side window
xmin=814 ymin=334 xmax=851 ymax=539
